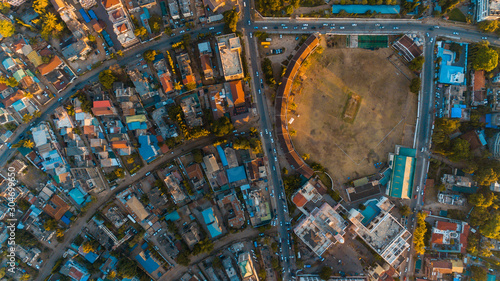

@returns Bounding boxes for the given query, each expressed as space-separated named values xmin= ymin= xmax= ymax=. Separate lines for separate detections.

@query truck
xmin=305 ymin=265 xmax=311 ymax=268
xmin=254 ymin=241 xmax=258 ymax=248
xmin=88 ymin=9 xmax=97 ymax=20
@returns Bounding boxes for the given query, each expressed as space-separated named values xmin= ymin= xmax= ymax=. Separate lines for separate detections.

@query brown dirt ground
xmin=289 ymin=47 xmax=417 ymax=183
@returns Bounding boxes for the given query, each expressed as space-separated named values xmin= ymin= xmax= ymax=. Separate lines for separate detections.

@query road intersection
xmin=16 ymin=6 xmax=497 ymax=279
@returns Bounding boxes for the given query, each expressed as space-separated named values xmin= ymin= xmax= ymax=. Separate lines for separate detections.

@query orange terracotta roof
xmin=200 ymin=54 xmax=212 ymax=72
xmin=93 ymin=100 xmax=112 ymax=108
xmin=0 ymin=82 xmax=7 ymax=91
xmin=91 ymin=19 xmax=103 ymax=32
xmin=159 ymin=73 xmax=173 ymax=93
xmin=83 ymin=125 xmax=95 ymax=134
xmin=102 ymin=0 xmax=120 ymax=9
xmin=38 ymin=56 xmax=62 ymax=76
xmin=117 ymin=23 xmax=128 ymax=33
xmin=460 ymin=224 xmax=470 ymax=253
xmin=474 ymin=70 xmax=485 ymax=91
xmin=436 ymin=221 xmax=458 ymax=231
xmin=12 ymin=39 xmax=25 ymax=52
xmin=111 ymin=141 xmax=128 ymax=149
xmin=292 ymin=193 xmax=307 ymax=208
xmin=92 ymin=107 xmax=114 ymax=116
xmin=43 ymin=195 xmax=70 ymax=220
xmin=431 ymin=233 xmax=443 ymax=245
xmin=230 ymin=80 xmax=244 ymax=106
xmin=186 ymin=164 xmax=203 ymax=180
xmin=183 ymin=74 xmax=195 ymax=85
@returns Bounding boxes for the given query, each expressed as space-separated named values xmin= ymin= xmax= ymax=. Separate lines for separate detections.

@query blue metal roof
xmin=138 ymin=135 xmax=160 ymax=163
xmin=217 ymin=145 xmax=228 ymax=166
xmin=202 ymin=208 xmax=222 ymax=238
xmin=135 ymin=250 xmax=160 ymax=274
xmin=68 ymin=188 xmax=87 ymax=206
xmin=451 ymin=107 xmax=462 ymax=118
xmin=226 ymin=166 xmax=247 ymax=183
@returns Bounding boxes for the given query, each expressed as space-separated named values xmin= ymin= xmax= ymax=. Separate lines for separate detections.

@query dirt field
xmin=289 ymin=47 xmax=417 ymax=183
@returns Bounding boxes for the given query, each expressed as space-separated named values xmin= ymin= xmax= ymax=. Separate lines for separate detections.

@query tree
xmin=400 ymin=205 xmax=411 ymax=217
xmin=319 ymin=267 xmax=333 ymax=280
xmin=448 ymin=138 xmax=470 ymax=162
xmin=0 ymin=2 xmax=10 ymax=14
xmin=33 ymin=110 xmax=41 ymax=118
xmin=66 ymin=105 xmax=75 ymax=116
xmin=192 ymin=149 xmax=203 ymax=163
xmin=480 ymin=211 xmax=500 ymax=239
xmin=23 ymin=140 xmax=34 ymax=149
xmin=117 ymin=50 xmax=123 ymax=57
xmin=467 ymin=234 xmax=479 ymax=255
xmin=223 ymin=9 xmax=239 ymax=33
xmin=471 ymin=42 xmax=499 ymax=72
xmin=82 ymin=240 xmax=97 ymax=253
xmin=285 ymin=5 xmax=294 ymax=14
xmin=88 ymin=34 xmax=96 ymax=42
xmin=185 ymin=82 xmax=197 ymax=91
xmin=479 ymin=240 xmax=494 ymax=257
xmin=413 ymin=212 xmax=428 ymax=255
xmin=56 ymin=228 xmax=65 ymax=238
xmin=474 ymin=167 xmax=499 ymax=187
xmin=0 ymin=20 xmax=15 ymax=37
xmin=174 ymin=81 xmax=182 ymax=91
xmin=211 ymin=116 xmax=234 ymax=137
xmin=470 ymin=265 xmax=487 ymax=281
xmin=44 ymin=218 xmax=58 ymax=231
xmin=0 ymin=267 xmax=5 ymax=279
xmin=478 ymin=20 xmax=499 ymax=32
xmin=409 ymin=56 xmax=425 ymax=72
xmin=302 ymin=154 xmax=310 ymax=160
xmin=410 ymin=77 xmax=421 ymax=94
xmin=176 ymin=252 xmax=190 ymax=266
xmin=469 ymin=191 xmax=496 ymax=208
xmin=117 ymin=259 xmax=138 ymax=277
xmin=99 ymin=69 xmax=116 ymax=89
xmin=271 ymin=258 xmax=280 ymax=269
xmin=470 ymin=207 xmax=490 ymax=227
xmin=143 ymin=50 xmax=157 ymax=62
xmin=436 ymin=118 xmax=460 ymax=135
xmin=289 ymin=102 xmax=297 ymax=111
xmin=149 ymin=15 xmax=162 ymax=33
xmin=33 ymin=0 xmax=49 ymax=14
xmin=40 ymin=13 xmax=65 ymax=40
xmin=165 ymin=26 xmax=173 ymax=36
xmin=134 ymin=26 xmax=148 ymax=39
xmin=23 ymin=91 xmax=34 ymax=99
xmin=20 ymin=274 xmax=30 ymax=281
xmin=22 ymin=114 xmax=33 ymax=123
xmin=289 ymin=129 xmax=297 ymax=136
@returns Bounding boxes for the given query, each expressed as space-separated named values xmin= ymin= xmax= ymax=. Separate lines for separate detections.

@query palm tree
xmin=33 ymin=110 xmax=41 ymax=118
xmin=22 ymin=114 xmax=32 ymax=123
xmin=23 ymin=91 xmax=33 ymax=99
xmin=23 ymin=140 xmax=34 ymax=149
xmin=174 ymin=82 xmax=182 ymax=91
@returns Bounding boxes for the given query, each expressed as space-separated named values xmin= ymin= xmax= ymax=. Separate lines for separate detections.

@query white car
xmin=352 ymin=23 xmax=357 ymax=26
xmin=209 ymin=27 xmax=215 ymax=30
xmin=250 ymin=32 xmax=253 ymax=38
xmin=262 ymin=26 xmax=268 ymax=29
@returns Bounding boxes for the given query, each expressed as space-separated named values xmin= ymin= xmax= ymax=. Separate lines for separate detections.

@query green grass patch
xmin=448 ymin=8 xmax=466 ymax=22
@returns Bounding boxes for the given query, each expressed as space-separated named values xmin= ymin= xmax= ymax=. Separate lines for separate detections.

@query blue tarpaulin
xmin=226 ymin=166 xmax=247 ymax=183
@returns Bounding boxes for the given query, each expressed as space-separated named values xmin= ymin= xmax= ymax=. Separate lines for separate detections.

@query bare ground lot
xmin=289 ymin=47 xmax=417 ymax=183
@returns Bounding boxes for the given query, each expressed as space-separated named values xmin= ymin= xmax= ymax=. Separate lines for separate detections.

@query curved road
xmin=16 ymin=6 xmax=496 ymax=280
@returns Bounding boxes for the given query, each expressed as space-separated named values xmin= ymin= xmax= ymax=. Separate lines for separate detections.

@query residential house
xmin=472 ymin=70 xmax=487 ymax=106
xmin=423 ymin=257 xmax=464 ymax=281
xmin=186 ymin=163 xmax=206 ymax=189
xmin=43 ymin=195 xmax=71 ymax=221
xmin=102 ymin=0 xmax=139 ymax=47
xmin=60 ymin=258 xmax=91 ymax=281
xmin=430 ymin=220 xmax=470 ymax=253
xmin=92 ymin=100 xmax=117 ymax=116
xmin=137 ymin=135 xmax=160 ymax=163
xmin=180 ymin=93 xmax=203 ymax=127
xmin=201 ymin=206 xmax=223 ymax=239
xmin=167 ymin=0 xmax=180 ymax=19
xmin=177 ymin=53 xmax=196 ymax=86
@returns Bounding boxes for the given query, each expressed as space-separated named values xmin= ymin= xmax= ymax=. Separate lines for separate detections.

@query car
xmin=262 ymin=26 xmax=268 ymax=29
xmin=281 ymin=23 xmax=286 ymax=27
xmin=265 ymin=129 xmax=268 ymax=134
xmin=330 ymin=26 xmax=335 ymax=29
xmin=375 ymin=23 xmax=380 ymax=26
xmin=426 ymin=33 xmax=429 ymax=37
xmin=256 ymin=71 xmax=259 ymax=77
xmin=254 ymin=26 xmax=259 ymax=29
xmin=393 ymin=26 xmax=399 ymax=29
xmin=260 ymin=79 xmax=263 ymax=84
xmin=180 ymin=30 xmax=185 ymax=34
xmin=145 ymin=172 xmax=151 ymax=176
xmin=58 ymin=97 xmax=63 ymax=102
xmin=258 ymin=89 xmax=261 ymax=94
xmin=209 ymin=27 xmax=215 ymax=30
xmin=430 ymin=38 xmax=434 ymax=43
xmin=352 ymin=23 xmax=357 ymax=26
xmin=302 ymin=27 xmax=307 ymax=30
xmin=482 ymin=36 xmax=488 ymax=39
xmin=414 ymin=194 xmax=417 ymax=199
xmin=295 ymin=36 xmax=299 ymax=40
xmin=275 ymin=156 xmax=277 ymax=162
xmin=330 ymin=23 xmax=335 ymax=26
xmin=421 ymin=190 xmax=424 ymax=195
xmin=406 ymin=258 xmax=409 ymax=263
xmin=294 ymin=26 xmax=298 ymax=29
xmin=283 ymin=26 xmax=288 ymax=29
xmin=77 ymin=68 xmax=81 ymax=72
xmin=405 ymin=268 xmax=408 ymax=273
xmin=339 ymin=26 xmax=345 ymax=29
xmin=273 ymin=166 xmax=276 ymax=171
xmin=434 ymin=25 xmax=440 ymax=29
xmin=280 ymin=221 xmax=283 ymax=226
xmin=248 ymin=20 xmax=251 ymax=25
xmin=280 ymin=34 xmax=282 ymax=38
xmin=453 ymin=32 xmax=459 ymax=35
xmin=303 ymin=23 xmax=308 ymax=26
xmin=250 ymin=32 xmax=252 ymax=38
xmin=274 ymin=148 xmax=276 ymax=154
xmin=6 ymin=143 xmax=11 ymax=148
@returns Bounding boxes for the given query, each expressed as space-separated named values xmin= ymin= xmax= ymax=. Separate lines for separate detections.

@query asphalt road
xmin=10 ymin=7 xmax=499 ymax=280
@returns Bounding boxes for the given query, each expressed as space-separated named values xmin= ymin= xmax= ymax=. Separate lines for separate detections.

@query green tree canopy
xmin=211 ymin=116 xmax=234 ymax=137
xmin=478 ymin=20 xmax=499 ymax=32
xmin=116 ymin=259 xmax=138 ymax=277
xmin=436 ymin=118 xmax=461 ymax=135
xmin=409 ymin=77 xmax=421 ymax=94
xmin=413 ymin=212 xmax=428 ymax=255
xmin=474 ymin=167 xmax=500 ymax=187
xmin=0 ymin=2 xmax=10 ymax=14
xmin=33 ymin=0 xmax=49 ymax=14
xmin=134 ymin=26 xmax=148 ymax=39
xmin=40 ymin=13 xmax=65 ymax=40
xmin=0 ymin=20 xmax=15 ymax=37
xmin=471 ymin=42 xmax=499 ymax=72
xmin=149 ymin=15 xmax=162 ymax=33
xmin=143 ymin=50 xmax=157 ymax=62
xmin=448 ymin=138 xmax=471 ymax=162
xmin=469 ymin=190 xmax=496 ymax=208
xmin=223 ymin=9 xmax=239 ymax=33
xmin=400 ymin=205 xmax=411 ymax=217
xmin=480 ymin=211 xmax=500 ymax=239
xmin=99 ymin=69 xmax=116 ymax=89
xmin=409 ymin=56 xmax=425 ymax=71
xmin=471 ymin=265 xmax=487 ymax=281
xmin=319 ymin=267 xmax=333 ymax=280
